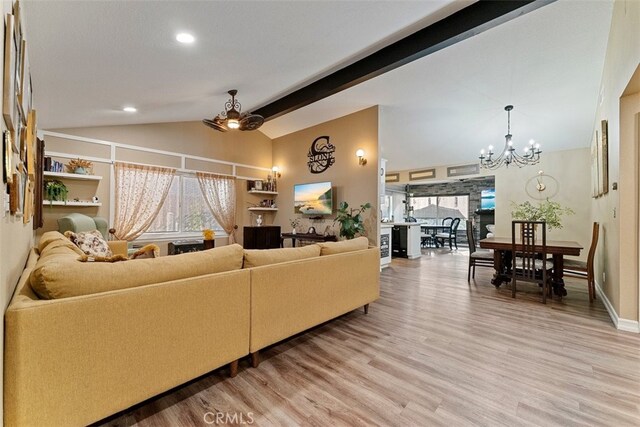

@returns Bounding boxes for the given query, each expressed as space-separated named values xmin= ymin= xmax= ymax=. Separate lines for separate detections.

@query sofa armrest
xmin=107 ymin=240 xmax=128 ymax=257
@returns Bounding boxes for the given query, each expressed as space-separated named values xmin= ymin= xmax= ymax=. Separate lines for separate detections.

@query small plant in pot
xmin=334 ymin=201 xmax=371 ymax=240
xmin=289 ymin=218 xmax=301 ymax=234
xmin=511 ymin=199 xmax=574 ymax=230
xmin=44 ymin=180 xmax=68 ymax=204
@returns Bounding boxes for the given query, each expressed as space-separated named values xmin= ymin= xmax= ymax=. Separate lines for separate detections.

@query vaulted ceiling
xmin=24 ymin=0 xmax=613 ymax=171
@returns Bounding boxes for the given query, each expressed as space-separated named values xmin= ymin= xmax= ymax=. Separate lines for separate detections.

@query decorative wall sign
xmin=380 ymin=233 xmax=390 ymax=258
xmin=447 ymin=164 xmax=479 ymax=177
xmin=409 ymin=168 xmax=436 ymax=181
xmin=3 ymin=14 xmax=16 ymax=132
xmin=307 ymin=135 xmax=335 ymax=174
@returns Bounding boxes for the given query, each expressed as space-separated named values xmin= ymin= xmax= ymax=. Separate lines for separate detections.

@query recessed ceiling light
xmin=123 ymin=106 xmax=137 ymax=113
xmin=176 ymin=33 xmax=195 ymax=44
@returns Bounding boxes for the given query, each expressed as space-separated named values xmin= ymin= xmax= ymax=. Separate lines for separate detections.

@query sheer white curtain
xmin=196 ymin=172 xmax=237 ymax=243
xmin=113 ymin=162 xmax=176 ymax=241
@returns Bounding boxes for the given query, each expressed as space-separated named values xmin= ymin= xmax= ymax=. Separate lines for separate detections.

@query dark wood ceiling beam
xmin=253 ymin=0 xmax=556 ymax=121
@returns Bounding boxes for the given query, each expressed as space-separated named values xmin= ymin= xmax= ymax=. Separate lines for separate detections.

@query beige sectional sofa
xmin=4 ymin=232 xmax=379 ymax=426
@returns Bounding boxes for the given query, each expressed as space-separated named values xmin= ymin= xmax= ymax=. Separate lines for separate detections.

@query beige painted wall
xmin=0 ymin=2 xmax=35 ymax=424
xmin=272 ymin=107 xmax=380 ymax=245
xmin=493 ymin=148 xmax=592 ymax=258
xmin=591 ymin=0 xmax=640 ymax=322
xmin=41 ymin=121 xmax=274 ymax=252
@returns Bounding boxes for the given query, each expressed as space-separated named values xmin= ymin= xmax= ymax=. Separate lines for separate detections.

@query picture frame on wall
xmin=601 ymin=119 xmax=609 ymax=195
xmin=9 ymin=172 xmax=18 ymax=214
xmin=590 ymin=129 xmax=599 ymax=198
xmin=3 ymin=14 xmax=16 ymax=132
xmin=3 ymin=130 xmax=12 ymax=184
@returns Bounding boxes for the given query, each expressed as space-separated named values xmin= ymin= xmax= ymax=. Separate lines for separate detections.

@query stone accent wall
xmin=408 ymin=177 xmax=495 ymax=243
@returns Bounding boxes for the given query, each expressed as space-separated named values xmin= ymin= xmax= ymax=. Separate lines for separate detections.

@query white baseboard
xmin=594 ymin=281 xmax=640 ymax=333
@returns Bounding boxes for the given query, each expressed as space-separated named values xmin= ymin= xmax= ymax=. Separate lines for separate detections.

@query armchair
xmin=57 ymin=213 xmax=128 ymax=257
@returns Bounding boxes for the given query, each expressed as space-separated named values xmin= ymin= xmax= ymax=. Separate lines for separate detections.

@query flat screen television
xmin=294 ymin=182 xmax=333 ymax=215
xmin=480 ymin=188 xmax=496 ymax=210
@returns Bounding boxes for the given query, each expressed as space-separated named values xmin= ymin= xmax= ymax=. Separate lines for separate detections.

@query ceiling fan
xmin=202 ymin=89 xmax=264 ymax=132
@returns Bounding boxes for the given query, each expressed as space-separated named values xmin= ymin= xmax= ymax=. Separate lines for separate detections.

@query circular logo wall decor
xmin=307 ymin=136 xmax=335 ymax=174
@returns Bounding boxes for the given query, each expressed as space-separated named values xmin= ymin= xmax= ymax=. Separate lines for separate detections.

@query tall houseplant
xmin=511 ymin=200 xmax=574 ymax=230
xmin=334 ymin=201 xmax=371 ymax=239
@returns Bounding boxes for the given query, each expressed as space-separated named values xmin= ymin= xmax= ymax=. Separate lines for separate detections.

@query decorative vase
xmin=256 ymin=214 xmax=263 ymax=226
xmin=292 ymin=228 xmax=296 ymax=235
xmin=74 ymin=167 xmax=87 ymax=175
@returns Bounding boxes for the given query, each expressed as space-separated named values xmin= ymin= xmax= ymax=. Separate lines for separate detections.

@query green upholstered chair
xmin=57 ymin=213 xmax=110 ymax=239
xmin=57 ymin=213 xmax=129 ymax=257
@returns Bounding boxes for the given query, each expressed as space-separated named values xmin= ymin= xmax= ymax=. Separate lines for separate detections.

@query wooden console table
xmin=281 ymin=232 xmax=337 ymax=247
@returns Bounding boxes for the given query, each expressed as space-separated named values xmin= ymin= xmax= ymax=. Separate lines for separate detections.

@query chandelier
xmin=202 ymin=90 xmax=264 ymax=132
xmin=479 ymin=105 xmax=541 ymax=169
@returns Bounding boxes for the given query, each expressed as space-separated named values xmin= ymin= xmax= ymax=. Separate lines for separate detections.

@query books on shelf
xmin=44 ymin=157 xmax=64 ymax=173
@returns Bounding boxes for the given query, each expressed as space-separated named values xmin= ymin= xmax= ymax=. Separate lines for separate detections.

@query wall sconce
xmin=272 ymin=166 xmax=282 ymax=179
xmin=356 ymin=149 xmax=367 ymax=166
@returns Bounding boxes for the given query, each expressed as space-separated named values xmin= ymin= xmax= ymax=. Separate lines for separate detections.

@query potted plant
xmin=44 ymin=180 xmax=68 ymax=204
xmin=66 ymin=158 xmax=93 ymax=175
xmin=511 ymin=200 xmax=574 ymax=230
xmin=334 ymin=201 xmax=371 ymax=240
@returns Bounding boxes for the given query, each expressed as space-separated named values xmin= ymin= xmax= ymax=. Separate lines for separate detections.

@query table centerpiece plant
xmin=511 ymin=199 xmax=574 ymax=230
xmin=334 ymin=201 xmax=371 ymax=240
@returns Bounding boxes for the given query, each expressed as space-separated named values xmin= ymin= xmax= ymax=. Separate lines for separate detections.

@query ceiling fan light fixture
xmin=202 ymin=90 xmax=264 ymax=132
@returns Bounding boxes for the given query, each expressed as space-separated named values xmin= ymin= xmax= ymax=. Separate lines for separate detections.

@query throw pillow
xmin=65 ymin=230 xmax=113 ymax=257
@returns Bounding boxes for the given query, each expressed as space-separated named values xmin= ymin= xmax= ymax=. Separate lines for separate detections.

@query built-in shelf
xmin=248 ymin=190 xmax=279 ymax=195
xmin=248 ymin=207 xmax=278 ymax=212
xmin=44 ymin=171 xmax=102 ymax=181
xmin=43 ymin=201 xmax=102 ymax=207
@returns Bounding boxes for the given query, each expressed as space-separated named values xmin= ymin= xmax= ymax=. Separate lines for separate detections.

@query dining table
xmin=420 ymin=225 xmax=450 ymax=247
xmin=479 ymin=237 xmax=583 ymax=297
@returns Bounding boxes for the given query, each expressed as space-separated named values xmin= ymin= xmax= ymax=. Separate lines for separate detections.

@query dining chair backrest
xmin=449 ymin=218 xmax=461 ymax=237
xmin=442 ymin=217 xmax=453 ymax=227
xmin=465 ymin=220 xmax=476 ymax=253
xmin=587 ymin=222 xmax=600 ymax=273
xmin=511 ymin=220 xmax=546 ymax=281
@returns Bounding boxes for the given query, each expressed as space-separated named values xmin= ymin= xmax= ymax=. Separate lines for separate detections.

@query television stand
xmin=281 ymin=232 xmax=337 ymax=247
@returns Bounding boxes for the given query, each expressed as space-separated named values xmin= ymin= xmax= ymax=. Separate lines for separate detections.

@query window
xmin=410 ymin=195 xmax=469 ymax=229
xmin=146 ymin=174 xmax=222 ymax=236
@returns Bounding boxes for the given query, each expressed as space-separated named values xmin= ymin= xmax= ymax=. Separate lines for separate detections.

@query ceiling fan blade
xmin=239 ymin=114 xmax=264 ymax=131
xmin=202 ymin=118 xmax=228 ymax=132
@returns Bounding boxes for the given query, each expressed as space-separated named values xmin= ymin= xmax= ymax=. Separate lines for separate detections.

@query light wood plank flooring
xmin=100 ymin=248 xmax=640 ymax=426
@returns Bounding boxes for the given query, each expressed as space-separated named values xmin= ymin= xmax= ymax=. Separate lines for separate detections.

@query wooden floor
xmin=102 ymin=248 xmax=640 ymax=427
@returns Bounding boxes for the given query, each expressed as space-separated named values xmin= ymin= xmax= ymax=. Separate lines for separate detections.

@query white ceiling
xmin=24 ymin=0 xmax=613 ymax=172
xmin=23 ymin=0 xmax=458 ymax=128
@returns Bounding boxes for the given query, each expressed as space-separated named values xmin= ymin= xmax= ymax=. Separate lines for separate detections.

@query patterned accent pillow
xmin=65 ymin=230 xmax=113 ymax=257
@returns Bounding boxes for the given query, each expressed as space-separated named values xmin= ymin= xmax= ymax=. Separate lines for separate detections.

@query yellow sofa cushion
xmin=30 ymin=243 xmax=244 ymax=299
xmin=38 ymin=231 xmax=72 ymax=253
xmin=243 ymin=245 xmax=320 ymax=268
xmin=317 ymin=236 xmax=369 ymax=256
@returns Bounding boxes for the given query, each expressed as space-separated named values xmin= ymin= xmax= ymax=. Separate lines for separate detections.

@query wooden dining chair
xmin=436 ymin=217 xmax=460 ymax=249
xmin=511 ymin=221 xmax=553 ymax=303
xmin=563 ymin=222 xmax=599 ymax=303
xmin=466 ymin=220 xmax=493 ymax=281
